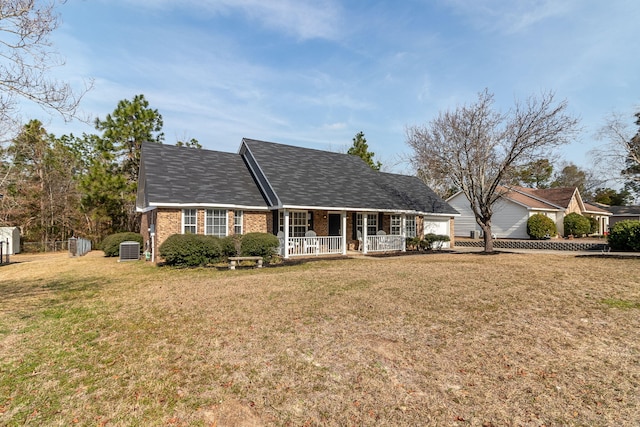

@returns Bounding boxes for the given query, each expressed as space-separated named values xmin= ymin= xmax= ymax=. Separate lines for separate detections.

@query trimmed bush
xmin=220 ymin=235 xmax=242 ymax=257
xmin=527 ymin=214 xmax=557 ymax=239
xmin=240 ymin=232 xmax=280 ymax=258
xmin=563 ymin=213 xmax=590 ymax=237
xmin=100 ymin=232 xmax=143 ymax=257
xmin=159 ymin=234 xmax=223 ymax=267
xmin=608 ymin=220 xmax=640 ymax=252
xmin=421 ymin=233 xmax=450 ymax=250
xmin=406 ymin=236 xmax=421 ymax=251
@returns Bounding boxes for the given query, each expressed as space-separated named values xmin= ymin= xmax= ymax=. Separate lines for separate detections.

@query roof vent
xmin=119 ymin=241 xmax=140 ymax=262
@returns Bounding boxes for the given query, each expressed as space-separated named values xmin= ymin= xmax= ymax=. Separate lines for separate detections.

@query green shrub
xmin=100 ymin=232 xmax=144 ymax=257
xmin=421 ymin=233 xmax=450 ymax=250
xmin=527 ymin=214 xmax=557 ymax=239
xmin=564 ymin=212 xmax=590 ymax=237
xmin=587 ymin=216 xmax=598 ymax=235
xmin=220 ymin=235 xmax=242 ymax=257
xmin=608 ymin=220 xmax=640 ymax=251
xmin=406 ymin=236 xmax=421 ymax=251
xmin=240 ymin=232 xmax=280 ymax=258
xmin=159 ymin=234 xmax=223 ymax=267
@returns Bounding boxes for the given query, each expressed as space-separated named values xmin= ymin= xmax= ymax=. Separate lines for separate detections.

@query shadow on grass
xmin=0 ymin=277 xmax=109 ymax=314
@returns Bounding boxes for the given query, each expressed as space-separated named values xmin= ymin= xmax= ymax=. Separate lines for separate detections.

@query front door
xmin=328 ymin=214 xmax=341 ymax=236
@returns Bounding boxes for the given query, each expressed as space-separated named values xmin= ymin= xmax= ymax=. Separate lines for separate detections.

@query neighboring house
xmin=136 ymin=139 xmax=459 ymax=261
xmin=598 ymin=205 xmax=640 ymax=228
xmin=447 ymin=186 xmax=611 ymax=239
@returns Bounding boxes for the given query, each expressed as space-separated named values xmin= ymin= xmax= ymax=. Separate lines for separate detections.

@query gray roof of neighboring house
xmin=241 ymin=138 xmax=458 ymax=215
xmin=137 ymin=139 xmax=459 ymax=216
xmin=605 ymin=205 xmax=640 ymax=215
xmin=138 ymin=143 xmax=268 ymax=209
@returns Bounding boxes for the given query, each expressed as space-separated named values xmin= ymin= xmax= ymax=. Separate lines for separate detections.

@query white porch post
xmin=363 ymin=213 xmax=368 ymax=254
xmin=401 ymin=214 xmax=406 ymax=252
xmin=284 ymin=209 xmax=290 ymax=259
xmin=341 ymin=211 xmax=347 ymax=255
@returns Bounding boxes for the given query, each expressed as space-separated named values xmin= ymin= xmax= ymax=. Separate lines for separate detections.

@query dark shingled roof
xmin=138 ymin=143 xmax=268 ymax=208
xmin=242 ymin=139 xmax=458 ymax=214
xmin=137 ymin=139 xmax=458 ymax=216
xmin=605 ymin=205 xmax=640 ymax=215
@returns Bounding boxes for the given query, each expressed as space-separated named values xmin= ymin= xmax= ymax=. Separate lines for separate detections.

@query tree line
xmin=0 ymin=94 xmax=171 ymax=247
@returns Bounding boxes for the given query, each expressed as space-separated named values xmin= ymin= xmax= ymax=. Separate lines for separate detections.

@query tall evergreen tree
xmin=79 ymin=94 xmax=164 ymax=237
xmin=348 ymin=132 xmax=381 ymax=170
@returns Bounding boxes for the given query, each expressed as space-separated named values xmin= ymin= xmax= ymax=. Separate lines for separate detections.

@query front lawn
xmin=1 ymin=251 xmax=638 ymax=426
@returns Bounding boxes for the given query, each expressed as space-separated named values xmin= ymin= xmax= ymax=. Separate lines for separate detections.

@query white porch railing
xmin=366 ymin=235 xmax=405 ymax=252
xmin=278 ymin=236 xmax=343 ymax=257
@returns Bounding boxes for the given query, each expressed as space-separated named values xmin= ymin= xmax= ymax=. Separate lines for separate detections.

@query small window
xmin=279 ymin=210 xmax=308 ymax=237
xmin=356 ymin=213 xmax=378 ymax=236
xmin=205 ymin=209 xmax=227 ymax=237
xmin=234 ymin=210 xmax=243 ymax=235
xmin=183 ymin=209 xmax=197 ymax=234
xmin=406 ymin=215 xmax=416 ymax=238
xmin=390 ymin=215 xmax=402 ymax=235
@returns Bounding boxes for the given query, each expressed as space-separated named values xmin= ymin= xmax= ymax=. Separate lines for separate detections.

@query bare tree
xmin=593 ymin=111 xmax=640 ymax=201
xmin=406 ymin=89 xmax=579 ymax=252
xmin=0 ymin=0 xmax=90 ymax=136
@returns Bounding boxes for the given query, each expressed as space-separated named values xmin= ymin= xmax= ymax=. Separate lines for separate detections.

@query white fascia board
xmin=422 ymin=212 xmax=460 ymax=217
xmin=137 ymin=205 xmax=157 ymax=213
xmin=149 ymin=202 xmax=270 ymax=211
xmin=582 ymin=209 xmax=613 ymax=216
xmin=281 ymin=204 xmax=459 ymax=216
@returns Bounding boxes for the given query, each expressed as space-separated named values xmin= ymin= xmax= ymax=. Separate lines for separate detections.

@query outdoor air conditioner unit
xmin=470 ymin=230 xmax=480 ymax=239
xmin=119 ymin=241 xmax=140 ymax=262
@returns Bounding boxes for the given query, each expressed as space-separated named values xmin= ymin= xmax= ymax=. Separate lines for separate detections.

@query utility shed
xmin=0 ymin=227 xmax=20 ymax=255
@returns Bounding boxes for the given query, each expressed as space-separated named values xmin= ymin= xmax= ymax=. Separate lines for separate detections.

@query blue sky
xmin=28 ymin=0 xmax=640 ymax=175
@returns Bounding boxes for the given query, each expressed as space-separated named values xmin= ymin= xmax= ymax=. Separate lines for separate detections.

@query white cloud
xmin=323 ymin=122 xmax=347 ymax=130
xmin=443 ymin=0 xmax=576 ymax=34
xmin=116 ymin=0 xmax=343 ymax=41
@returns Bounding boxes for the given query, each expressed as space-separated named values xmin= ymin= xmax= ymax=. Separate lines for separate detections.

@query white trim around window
xmin=406 ymin=215 xmax=416 ymax=238
xmin=182 ymin=208 xmax=197 ymax=234
xmin=234 ymin=210 xmax=243 ymax=235
xmin=205 ymin=209 xmax=228 ymax=237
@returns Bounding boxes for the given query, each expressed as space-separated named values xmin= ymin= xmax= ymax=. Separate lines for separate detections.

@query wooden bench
xmin=228 ymin=256 xmax=263 ymax=270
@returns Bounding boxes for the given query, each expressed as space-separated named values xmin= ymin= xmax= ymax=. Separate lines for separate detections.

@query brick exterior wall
xmin=145 ymin=207 xmax=457 ymax=261
xmin=146 ymin=208 xmax=270 ymax=262
xmin=244 ymin=211 xmax=269 ymax=233
xmin=449 ymin=217 xmax=455 ymax=246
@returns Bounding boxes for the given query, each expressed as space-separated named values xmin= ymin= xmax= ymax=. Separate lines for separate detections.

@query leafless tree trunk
xmin=406 ymin=89 xmax=579 ymax=252
xmin=592 ymin=112 xmax=640 ymax=199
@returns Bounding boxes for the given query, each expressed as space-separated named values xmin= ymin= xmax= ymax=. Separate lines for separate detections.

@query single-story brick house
xmin=447 ymin=186 xmax=612 ymax=239
xmin=136 ymin=139 xmax=459 ymax=261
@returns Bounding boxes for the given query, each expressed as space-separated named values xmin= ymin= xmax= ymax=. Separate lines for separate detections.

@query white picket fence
xmin=279 ymin=236 xmax=343 ymax=257
xmin=365 ymin=235 xmax=405 ymax=252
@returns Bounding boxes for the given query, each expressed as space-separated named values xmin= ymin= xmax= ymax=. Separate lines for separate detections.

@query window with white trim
xmin=356 ymin=213 xmax=378 ymax=236
xmin=390 ymin=215 xmax=402 ymax=235
xmin=234 ymin=210 xmax=243 ymax=235
xmin=182 ymin=209 xmax=197 ymax=234
xmin=205 ymin=209 xmax=227 ymax=237
xmin=279 ymin=210 xmax=309 ymax=237
xmin=406 ymin=215 xmax=416 ymax=238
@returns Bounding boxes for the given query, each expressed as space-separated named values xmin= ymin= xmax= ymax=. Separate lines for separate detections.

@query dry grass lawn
xmin=0 ymin=250 xmax=639 ymax=426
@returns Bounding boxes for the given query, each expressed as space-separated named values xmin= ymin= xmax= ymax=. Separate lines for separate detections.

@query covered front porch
xmin=275 ymin=209 xmax=413 ymax=258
